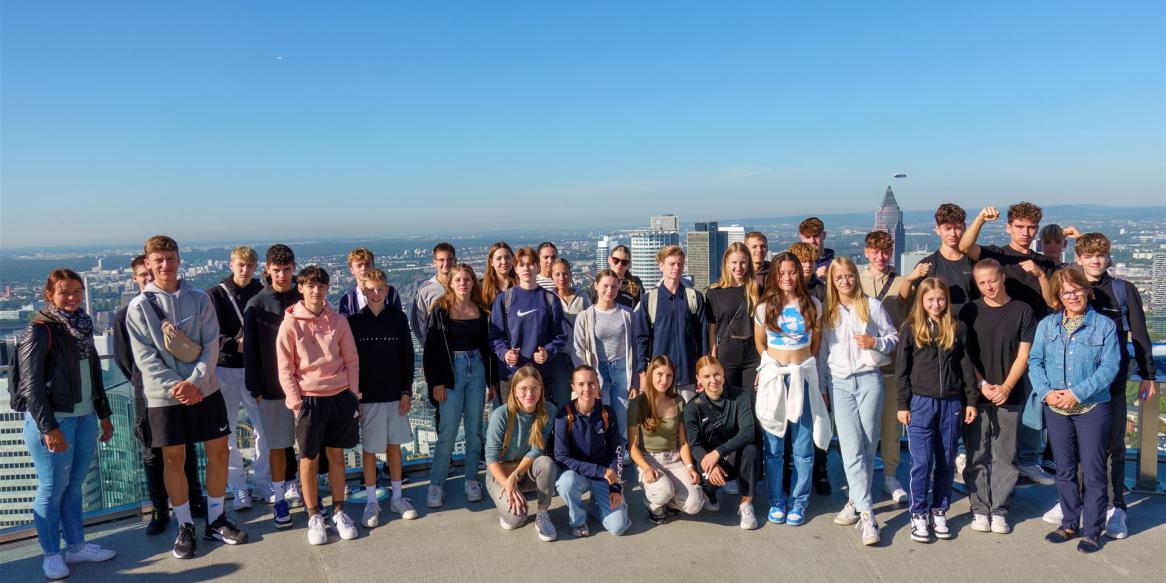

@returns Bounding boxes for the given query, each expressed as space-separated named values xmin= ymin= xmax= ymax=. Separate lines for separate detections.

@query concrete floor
xmin=3 ymin=457 xmax=1164 ymax=583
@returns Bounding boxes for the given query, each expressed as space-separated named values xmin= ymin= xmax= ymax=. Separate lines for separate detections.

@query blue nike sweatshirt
xmin=488 ymin=285 xmax=568 ymax=380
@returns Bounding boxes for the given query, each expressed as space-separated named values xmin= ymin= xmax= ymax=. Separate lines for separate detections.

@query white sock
xmin=273 ymin=481 xmax=286 ymax=503
xmin=366 ymin=486 xmax=377 ymax=503
xmin=173 ymin=502 xmax=193 ymax=525
xmin=391 ymin=480 xmax=402 ymax=500
xmin=208 ymin=496 xmax=225 ymax=523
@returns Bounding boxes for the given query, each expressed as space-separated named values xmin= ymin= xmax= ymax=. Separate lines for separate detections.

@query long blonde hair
xmin=908 ymin=277 xmax=956 ymax=351
xmin=825 ymin=257 xmax=870 ymax=328
xmin=501 ymin=365 xmax=549 ymax=453
xmin=709 ymin=242 xmax=760 ymax=312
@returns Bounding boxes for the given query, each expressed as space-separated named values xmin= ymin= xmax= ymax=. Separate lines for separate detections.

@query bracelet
xmin=686 ymin=464 xmax=695 ymax=470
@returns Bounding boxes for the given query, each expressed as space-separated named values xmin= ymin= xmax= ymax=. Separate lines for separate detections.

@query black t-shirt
xmin=977 ymin=244 xmax=1055 ymax=317
xmin=447 ymin=315 xmax=488 ymax=352
xmin=706 ymin=286 xmax=754 ymax=343
xmin=920 ymin=251 xmax=978 ymax=315
xmin=958 ymin=298 xmax=1036 ymax=407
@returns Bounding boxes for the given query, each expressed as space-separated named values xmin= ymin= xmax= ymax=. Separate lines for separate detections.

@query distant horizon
xmin=2 ymin=201 xmax=1162 ymax=255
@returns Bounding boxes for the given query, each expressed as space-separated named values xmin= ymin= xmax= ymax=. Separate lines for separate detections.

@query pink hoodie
xmin=276 ymin=300 xmax=361 ymax=411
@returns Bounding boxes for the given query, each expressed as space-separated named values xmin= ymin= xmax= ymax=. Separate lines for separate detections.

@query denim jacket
xmin=1023 ymin=308 xmax=1119 ymax=429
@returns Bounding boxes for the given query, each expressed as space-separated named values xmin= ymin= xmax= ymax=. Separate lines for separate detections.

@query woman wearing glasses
xmin=1027 ymin=269 xmax=1120 ymax=554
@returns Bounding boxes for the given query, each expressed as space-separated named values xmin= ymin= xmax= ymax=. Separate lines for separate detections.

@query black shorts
xmin=295 ymin=391 xmax=360 ymax=461
xmin=146 ymin=389 xmax=231 ymax=448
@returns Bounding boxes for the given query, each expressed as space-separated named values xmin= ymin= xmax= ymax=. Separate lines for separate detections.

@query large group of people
xmin=10 ymin=200 xmax=1157 ymax=580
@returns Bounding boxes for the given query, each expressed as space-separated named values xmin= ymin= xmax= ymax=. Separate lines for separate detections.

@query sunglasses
xmin=610 ymin=257 xmax=630 ymax=267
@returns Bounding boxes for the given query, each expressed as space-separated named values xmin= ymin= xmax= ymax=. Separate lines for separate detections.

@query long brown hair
xmin=709 ymin=242 xmax=760 ymax=312
xmin=481 ymin=242 xmax=516 ymax=307
xmin=434 ymin=264 xmax=488 ymax=314
xmin=760 ymin=252 xmax=818 ymax=338
xmin=501 ymin=365 xmax=550 ymax=452
xmin=824 ymin=256 xmax=870 ymax=328
xmin=611 ymin=245 xmax=639 ymax=297
xmin=638 ymin=355 xmax=679 ymax=433
xmin=908 ymin=277 xmax=956 ymax=350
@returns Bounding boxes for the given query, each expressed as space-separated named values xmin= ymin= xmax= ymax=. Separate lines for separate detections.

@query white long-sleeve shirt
xmin=820 ymin=297 xmax=898 ymax=384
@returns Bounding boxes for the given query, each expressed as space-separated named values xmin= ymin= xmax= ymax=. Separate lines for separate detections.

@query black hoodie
xmin=243 ymin=284 xmax=302 ymax=400
xmin=347 ymin=304 xmax=414 ymax=403
xmin=208 ymin=276 xmax=263 ymax=369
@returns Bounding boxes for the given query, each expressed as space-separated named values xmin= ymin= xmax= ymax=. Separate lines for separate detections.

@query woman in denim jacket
xmin=1026 ymin=269 xmax=1119 ymax=554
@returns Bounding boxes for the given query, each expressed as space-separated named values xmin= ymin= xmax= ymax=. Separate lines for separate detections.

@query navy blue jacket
xmin=552 ymin=402 xmax=622 ymax=493
xmin=337 ymin=285 xmax=402 ymax=318
xmin=632 ymin=283 xmax=708 ymax=387
xmin=488 ymin=286 xmax=568 ymax=380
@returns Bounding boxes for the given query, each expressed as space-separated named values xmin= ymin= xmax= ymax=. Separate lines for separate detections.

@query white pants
xmin=217 ymin=366 xmax=269 ymax=490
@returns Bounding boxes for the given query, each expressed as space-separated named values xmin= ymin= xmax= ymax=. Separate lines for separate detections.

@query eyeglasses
xmin=1059 ymin=289 xmax=1085 ymax=299
xmin=610 ymin=257 xmax=630 ymax=267
xmin=832 ymin=274 xmax=857 ymax=282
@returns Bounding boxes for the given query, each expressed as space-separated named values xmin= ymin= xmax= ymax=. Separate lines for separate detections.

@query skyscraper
xmin=874 ymin=186 xmax=906 ymax=272
xmin=595 ymin=236 xmax=613 ymax=272
xmin=688 ymin=221 xmax=729 ymax=291
xmin=899 ymin=249 xmax=932 ymax=278
xmin=631 ymin=215 xmax=680 ymax=289
xmin=1152 ymin=254 xmax=1166 ymax=314
xmin=719 ymin=224 xmax=746 ymax=246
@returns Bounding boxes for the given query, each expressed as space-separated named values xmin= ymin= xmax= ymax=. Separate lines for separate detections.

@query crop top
xmin=754 ymin=300 xmax=814 ymax=350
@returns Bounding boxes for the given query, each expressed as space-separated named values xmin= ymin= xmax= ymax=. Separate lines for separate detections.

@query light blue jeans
xmin=762 ymin=377 xmax=814 ymax=509
xmin=555 ymin=469 xmax=631 ymax=535
xmin=24 ymin=413 xmax=99 ymax=556
xmin=1018 ymin=385 xmax=1045 ymax=467
xmin=597 ymin=358 xmax=629 ymax=450
xmin=430 ymin=351 xmax=488 ymax=487
xmin=831 ymin=371 xmax=884 ymax=512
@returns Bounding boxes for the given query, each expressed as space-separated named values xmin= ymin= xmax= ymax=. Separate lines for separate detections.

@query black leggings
xmin=693 ymin=443 xmax=761 ymax=499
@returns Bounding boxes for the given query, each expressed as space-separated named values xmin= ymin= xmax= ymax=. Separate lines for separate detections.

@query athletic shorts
xmin=146 ymin=389 xmax=231 ymax=448
xmin=259 ymin=396 xmax=295 ymax=450
xmin=361 ymin=401 xmax=414 ymax=452
xmin=294 ymin=391 xmax=360 ymax=461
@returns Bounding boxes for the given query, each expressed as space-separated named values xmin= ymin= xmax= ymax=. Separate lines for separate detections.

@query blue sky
xmin=2 ymin=1 xmax=1163 ymax=247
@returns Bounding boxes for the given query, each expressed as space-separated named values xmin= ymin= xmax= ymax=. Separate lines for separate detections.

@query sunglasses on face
xmin=611 ymin=257 xmax=630 ymax=267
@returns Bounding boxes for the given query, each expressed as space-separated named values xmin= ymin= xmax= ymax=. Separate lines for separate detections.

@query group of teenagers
xmin=10 ymin=201 xmax=1157 ymax=580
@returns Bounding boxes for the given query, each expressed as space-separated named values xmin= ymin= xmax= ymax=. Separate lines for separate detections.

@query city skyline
xmin=3 ymin=3 xmax=1164 ymax=248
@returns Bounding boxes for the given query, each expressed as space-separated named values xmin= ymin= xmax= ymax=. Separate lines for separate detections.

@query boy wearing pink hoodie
xmin=276 ymin=266 xmax=362 ymax=545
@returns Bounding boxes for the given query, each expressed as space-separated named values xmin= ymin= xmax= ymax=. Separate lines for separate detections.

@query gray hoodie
xmin=410 ymin=276 xmax=446 ymax=345
xmin=126 ymin=279 xmax=221 ymax=407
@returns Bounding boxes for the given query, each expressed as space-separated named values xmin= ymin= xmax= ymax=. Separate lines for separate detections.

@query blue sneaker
xmin=273 ymin=500 xmax=293 ymax=529
xmin=787 ymin=503 xmax=807 ymax=526
xmin=767 ymin=505 xmax=787 ymax=524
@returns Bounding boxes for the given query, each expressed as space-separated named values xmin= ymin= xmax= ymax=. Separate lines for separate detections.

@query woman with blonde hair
xmin=820 ymin=257 xmax=898 ymax=545
xmin=706 ymin=242 xmax=761 ymax=390
xmin=484 ymin=365 xmax=559 ymax=541
xmin=627 ymin=355 xmax=706 ymax=524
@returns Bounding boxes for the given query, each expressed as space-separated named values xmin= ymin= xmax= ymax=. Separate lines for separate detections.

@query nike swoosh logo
xmin=516 ymin=309 xmax=537 ymax=317
xmin=219 ymin=425 xmax=229 ymax=432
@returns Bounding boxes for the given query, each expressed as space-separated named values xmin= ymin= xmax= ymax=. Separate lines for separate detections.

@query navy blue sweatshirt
xmin=552 ymin=402 xmax=622 ymax=493
xmin=338 ymin=285 xmax=402 ymax=317
xmin=348 ymin=305 xmax=414 ymax=403
xmin=632 ymin=283 xmax=709 ymax=387
xmin=488 ymin=285 xmax=568 ymax=380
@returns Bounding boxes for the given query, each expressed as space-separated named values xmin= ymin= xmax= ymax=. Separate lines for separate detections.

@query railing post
xmin=1130 ymin=379 xmax=1164 ymax=494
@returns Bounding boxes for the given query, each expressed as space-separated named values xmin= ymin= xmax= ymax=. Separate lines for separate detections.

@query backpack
xmin=1111 ymin=278 xmax=1131 ymax=337
xmin=7 ymin=321 xmax=52 ymax=410
xmin=565 ymin=402 xmax=611 ymax=436
xmin=643 ymin=286 xmax=699 ymax=325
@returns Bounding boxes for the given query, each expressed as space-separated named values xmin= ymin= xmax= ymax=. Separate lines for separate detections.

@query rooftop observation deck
xmin=2 ymin=457 xmax=1163 ymax=582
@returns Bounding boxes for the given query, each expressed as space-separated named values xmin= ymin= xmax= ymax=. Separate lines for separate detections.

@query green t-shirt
xmin=58 ymin=356 xmax=95 ymax=419
xmin=628 ymin=394 xmax=684 ymax=453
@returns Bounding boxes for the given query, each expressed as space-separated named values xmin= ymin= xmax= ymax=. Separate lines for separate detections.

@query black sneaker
xmin=1077 ymin=535 xmax=1102 ymax=554
xmin=146 ymin=508 xmax=170 ymax=536
xmin=172 ymin=522 xmax=197 ymax=559
xmin=204 ymin=514 xmax=249 ymax=545
xmin=647 ymin=508 xmax=667 ymax=525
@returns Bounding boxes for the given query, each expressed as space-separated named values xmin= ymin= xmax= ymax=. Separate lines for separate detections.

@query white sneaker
xmin=285 ymin=482 xmax=305 ymax=508
xmin=332 ymin=509 xmax=359 ymax=540
xmin=834 ymin=500 xmax=860 ymax=526
xmin=255 ymin=482 xmax=277 ymax=504
xmin=970 ymin=513 xmax=991 ymax=532
xmin=858 ymin=512 xmax=880 ymax=546
xmin=362 ymin=502 xmax=380 ymax=528
xmin=499 ymin=516 xmax=520 ymax=530
xmin=64 ymin=542 xmax=116 ymax=563
xmin=232 ymin=488 xmax=252 ymax=511
xmin=307 ymin=514 xmax=328 ymax=545
xmin=723 ymin=481 xmax=740 ymax=496
xmin=703 ymin=495 xmax=720 ymax=512
xmin=991 ymin=515 xmax=1011 ymax=534
xmin=1019 ymin=464 xmax=1056 ymax=486
xmin=738 ymin=503 xmax=758 ymax=530
xmin=931 ymin=510 xmax=952 ymax=539
xmin=1042 ymin=502 xmax=1063 ymax=525
xmin=465 ymin=480 xmax=483 ymax=503
xmin=1105 ymin=507 xmax=1128 ymax=540
xmin=43 ymin=555 xmax=69 ymax=580
xmin=391 ymin=497 xmax=419 ymax=520
xmin=884 ymin=477 xmax=908 ymax=503
xmin=427 ymin=485 xmax=444 ymax=508
xmin=954 ymin=453 xmax=967 ymax=483
xmin=534 ymin=510 xmax=557 ymax=542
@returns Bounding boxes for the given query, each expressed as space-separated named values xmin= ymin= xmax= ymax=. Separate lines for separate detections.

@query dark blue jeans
xmin=1044 ymin=401 xmax=1111 ymax=538
xmin=906 ymin=395 xmax=961 ymax=515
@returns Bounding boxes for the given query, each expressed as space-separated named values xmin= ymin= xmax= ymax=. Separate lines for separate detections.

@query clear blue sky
xmin=2 ymin=1 xmax=1163 ymax=248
